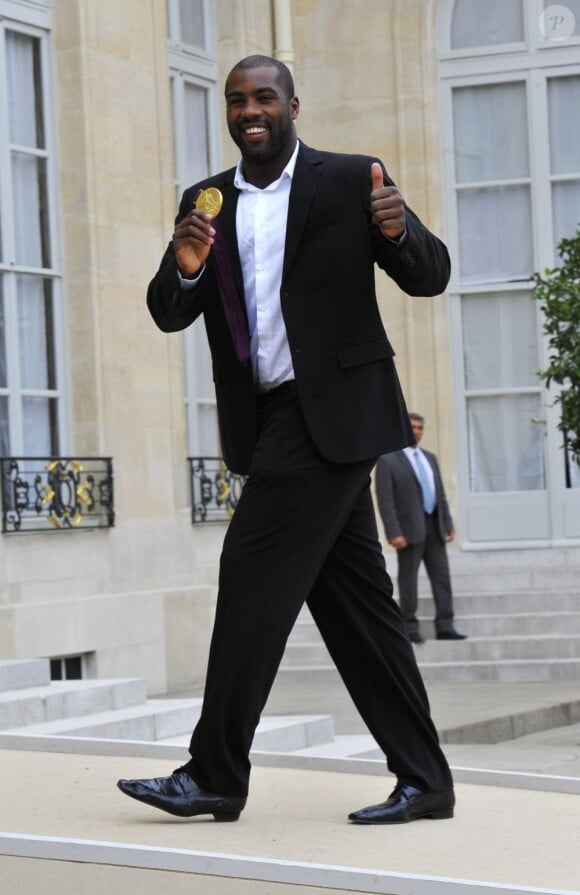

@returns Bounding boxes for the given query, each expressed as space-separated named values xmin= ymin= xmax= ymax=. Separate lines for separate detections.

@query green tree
xmin=532 ymin=227 xmax=580 ymax=462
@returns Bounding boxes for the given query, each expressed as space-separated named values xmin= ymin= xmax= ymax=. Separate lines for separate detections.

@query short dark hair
xmin=226 ymin=55 xmax=295 ymax=100
xmin=409 ymin=412 xmax=425 ymax=423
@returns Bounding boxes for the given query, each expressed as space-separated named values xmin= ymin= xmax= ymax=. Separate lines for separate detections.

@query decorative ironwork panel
xmin=1 ymin=457 xmax=115 ymax=533
xmin=189 ymin=457 xmax=246 ymax=523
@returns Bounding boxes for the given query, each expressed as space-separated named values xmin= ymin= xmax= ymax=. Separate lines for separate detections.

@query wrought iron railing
xmin=1 ymin=457 xmax=115 ymax=533
xmin=188 ymin=457 xmax=246 ymax=523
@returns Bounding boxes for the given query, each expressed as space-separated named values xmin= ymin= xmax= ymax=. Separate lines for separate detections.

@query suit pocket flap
xmin=338 ymin=338 xmax=395 ymax=369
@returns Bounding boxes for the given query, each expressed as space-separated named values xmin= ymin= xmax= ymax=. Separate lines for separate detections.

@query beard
xmin=229 ymin=118 xmax=295 ymax=165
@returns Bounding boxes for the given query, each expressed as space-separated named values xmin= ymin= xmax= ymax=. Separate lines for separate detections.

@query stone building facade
xmin=1 ymin=0 xmax=579 ymax=692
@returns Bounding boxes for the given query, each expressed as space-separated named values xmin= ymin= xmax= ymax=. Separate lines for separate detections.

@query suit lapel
xmin=283 ymin=143 xmax=323 ymax=280
xmin=217 ymin=175 xmax=245 ymax=299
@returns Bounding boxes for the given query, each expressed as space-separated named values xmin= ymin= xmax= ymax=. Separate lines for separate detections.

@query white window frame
xmin=0 ymin=3 xmax=68 ymax=456
xmin=439 ymin=0 xmax=580 ymax=545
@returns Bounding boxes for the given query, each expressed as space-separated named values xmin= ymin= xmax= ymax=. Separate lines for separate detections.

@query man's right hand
xmin=173 ymin=210 xmax=216 ymax=277
xmin=389 ymin=535 xmax=407 ymax=550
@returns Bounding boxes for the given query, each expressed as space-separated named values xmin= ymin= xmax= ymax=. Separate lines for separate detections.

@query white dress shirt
xmin=234 ymin=141 xmax=299 ymax=391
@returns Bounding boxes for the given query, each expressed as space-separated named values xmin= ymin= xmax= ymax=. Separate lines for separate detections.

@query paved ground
xmin=2 ymin=677 xmax=580 ymax=893
xmin=1 ymin=748 xmax=579 ymax=894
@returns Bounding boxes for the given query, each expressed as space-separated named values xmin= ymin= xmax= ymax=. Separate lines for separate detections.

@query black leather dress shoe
xmin=408 ymin=632 xmax=425 ymax=644
xmin=348 ymin=784 xmax=455 ymax=824
xmin=117 ymin=765 xmax=246 ymax=821
xmin=436 ymin=629 xmax=467 ymax=640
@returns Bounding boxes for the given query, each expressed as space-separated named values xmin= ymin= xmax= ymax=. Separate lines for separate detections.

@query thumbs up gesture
xmin=370 ymin=162 xmax=406 ymax=240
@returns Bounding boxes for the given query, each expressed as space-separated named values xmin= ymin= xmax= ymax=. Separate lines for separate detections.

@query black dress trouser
xmin=188 ymin=383 xmax=453 ymax=797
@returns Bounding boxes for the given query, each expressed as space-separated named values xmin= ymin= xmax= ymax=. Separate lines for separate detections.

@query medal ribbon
xmin=194 ymin=189 xmax=250 ymax=365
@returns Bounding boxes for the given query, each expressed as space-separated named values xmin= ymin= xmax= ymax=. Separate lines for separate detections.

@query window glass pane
xmin=451 ymin=0 xmax=523 ymax=49
xmin=23 ymin=396 xmax=58 ymax=455
xmin=453 ymin=83 xmax=528 ymax=182
xmin=17 ymin=276 xmax=55 ymax=390
xmin=567 ymin=449 xmax=580 ymax=489
xmin=193 ymin=321 xmax=217 ymax=454
xmin=6 ymin=30 xmax=45 ymax=148
xmin=179 ymin=0 xmax=206 ymax=49
xmin=467 ymin=394 xmax=545 ymax=492
xmin=542 ymin=0 xmax=580 ymax=37
xmin=194 ymin=321 xmax=213 ymax=396
xmin=196 ymin=404 xmax=219 ymax=455
xmin=548 ymin=76 xmax=580 ymax=175
xmin=462 ymin=292 xmax=538 ymax=390
xmin=552 ymin=180 xmax=580 ymax=249
xmin=183 ymin=81 xmax=210 ymax=184
xmin=457 ymin=186 xmax=532 ymax=284
xmin=0 ymin=397 xmax=9 ymax=456
xmin=0 ymin=280 xmax=6 ymax=388
xmin=12 ymin=153 xmax=50 ymax=267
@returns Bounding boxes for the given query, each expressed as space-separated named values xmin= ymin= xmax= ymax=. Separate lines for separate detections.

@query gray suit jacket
xmin=375 ymin=449 xmax=453 ymax=545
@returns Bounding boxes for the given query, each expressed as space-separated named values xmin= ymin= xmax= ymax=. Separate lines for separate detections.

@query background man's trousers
xmin=188 ymin=383 xmax=452 ymax=797
xmin=396 ymin=514 xmax=455 ymax=637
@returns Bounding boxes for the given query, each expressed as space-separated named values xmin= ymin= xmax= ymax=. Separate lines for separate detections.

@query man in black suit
xmin=375 ymin=413 xmax=466 ymax=644
xmin=118 ymin=56 xmax=455 ymax=825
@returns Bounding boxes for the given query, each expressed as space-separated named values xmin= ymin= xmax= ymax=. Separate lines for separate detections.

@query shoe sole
xmin=349 ymin=806 xmax=454 ymax=824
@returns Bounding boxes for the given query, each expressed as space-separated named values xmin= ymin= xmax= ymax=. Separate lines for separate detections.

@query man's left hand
xmin=370 ymin=162 xmax=406 ymax=239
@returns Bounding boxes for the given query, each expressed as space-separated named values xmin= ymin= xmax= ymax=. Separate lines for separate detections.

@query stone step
xmin=2 ymin=698 xmax=205 ymax=742
xmin=419 ymin=658 xmax=580 ymax=683
xmin=160 ymin=714 xmax=336 ymax=753
xmin=415 ymin=590 xmax=579 ymax=614
xmin=281 ymin=635 xmax=580 ymax=666
xmin=0 ymin=678 xmax=148 ymax=731
xmin=1 ymin=698 xmax=335 ymax=754
xmin=288 ymin=611 xmax=580 ymax=645
xmin=275 ymin=658 xmax=580 ymax=684
xmin=0 ymin=659 xmax=51 ymax=692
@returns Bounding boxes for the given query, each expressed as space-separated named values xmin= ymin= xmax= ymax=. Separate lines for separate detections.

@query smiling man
xmin=117 ymin=55 xmax=455 ymax=827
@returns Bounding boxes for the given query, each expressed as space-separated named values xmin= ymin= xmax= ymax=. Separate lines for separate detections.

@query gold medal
xmin=195 ymin=187 xmax=223 ymax=217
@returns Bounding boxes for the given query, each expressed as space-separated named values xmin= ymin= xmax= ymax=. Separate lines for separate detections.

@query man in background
xmin=375 ymin=413 xmax=466 ymax=644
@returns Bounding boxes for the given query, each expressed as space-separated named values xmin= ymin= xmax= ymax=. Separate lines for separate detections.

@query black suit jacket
xmin=375 ymin=449 xmax=454 ymax=545
xmin=147 ymin=143 xmax=451 ymax=474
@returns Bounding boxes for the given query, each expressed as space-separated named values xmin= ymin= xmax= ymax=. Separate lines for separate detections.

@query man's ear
xmin=290 ymin=96 xmax=300 ymax=119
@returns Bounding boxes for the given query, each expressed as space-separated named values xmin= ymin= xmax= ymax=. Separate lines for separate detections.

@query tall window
xmin=439 ymin=0 xmax=580 ymax=541
xmin=166 ymin=0 xmax=220 ymax=457
xmin=0 ymin=5 xmax=65 ymax=457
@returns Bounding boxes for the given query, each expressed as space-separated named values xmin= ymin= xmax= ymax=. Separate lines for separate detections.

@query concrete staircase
xmin=278 ymin=550 xmax=580 ymax=683
xmin=0 ymin=658 xmax=334 ymax=752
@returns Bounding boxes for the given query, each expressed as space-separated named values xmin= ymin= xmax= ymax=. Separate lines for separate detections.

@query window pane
xmin=183 ymin=82 xmax=210 ymax=184
xmin=451 ymin=0 xmax=523 ymax=49
xmin=467 ymin=394 xmax=545 ymax=492
xmin=457 ymin=186 xmax=532 ymax=284
xmin=567 ymin=450 xmax=580 ymax=489
xmin=462 ymin=292 xmax=538 ymax=390
xmin=179 ymin=0 xmax=206 ymax=49
xmin=548 ymin=76 xmax=580 ymax=175
xmin=17 ymin=276 xmax=55 ymax=390
xmin=0 ymin=280 xmax=6 ymax=388
xmin=6 ymin=30 xmax=45 ymax=148
xmin=196 ymin=404 xmax=219 ymax=455
xmin=0 ymin=396 xmax=9 ymax=456
xmin=453 ymin=83 xmax=528 ymax=182
xmin=552 ymin=180 xmax=580 ymax=248
xmin=23 ymin=396 xmax=58 ymax=455
xmin=12 ymin=153 xmax=50 ymax=267
xmin=542 ymin=0 xmax=580 ymax=37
